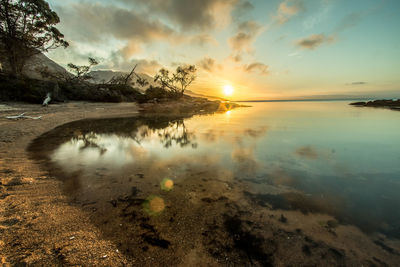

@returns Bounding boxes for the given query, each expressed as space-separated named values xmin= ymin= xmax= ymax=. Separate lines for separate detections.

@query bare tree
xmin=107 ymin=64 xmax=149 ymax=88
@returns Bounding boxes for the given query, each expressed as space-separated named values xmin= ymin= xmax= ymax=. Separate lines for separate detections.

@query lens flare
xmin=143 ymin=195 xmax=165 ymax=215
xmin=161 ymin=178 xmax=174 ymax=191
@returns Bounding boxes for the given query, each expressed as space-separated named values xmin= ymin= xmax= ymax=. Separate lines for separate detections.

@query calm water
xmin=36 ymin=101 xmax=400 ymax=239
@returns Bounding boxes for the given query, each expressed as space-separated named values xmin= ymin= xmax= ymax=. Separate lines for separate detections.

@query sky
xmin=46 ymin=0 xmax=400 ymax=100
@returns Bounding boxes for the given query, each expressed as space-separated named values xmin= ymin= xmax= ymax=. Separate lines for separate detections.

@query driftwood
xmin=5 ymin=113 xmax=42 ymax=120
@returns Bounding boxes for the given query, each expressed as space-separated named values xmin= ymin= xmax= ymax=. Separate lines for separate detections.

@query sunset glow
xmin=45 ymin=0 xmax=400 ymax=100
xmin=2 ymin=0 xmax=400 ymax=265
xmin=223 ymin=85 xmax=234 ymax=96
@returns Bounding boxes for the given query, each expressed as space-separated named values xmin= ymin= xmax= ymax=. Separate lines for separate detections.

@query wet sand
xmin=1 ymin=102 xmax=400 ymax=266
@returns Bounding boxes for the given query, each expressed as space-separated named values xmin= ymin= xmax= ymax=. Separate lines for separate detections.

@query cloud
xmin=124 ymin=0 xmax=239 ymax=31
xmin=100 ymin=51 xmax=161 ymax=74
xmin=52 ymin=2 xmax=185 ymax=70
xmin=347 ymin=82 xmax=367 ymax=86
xmin=56 ymin=3 xmax=178 ymax=44
xmin=295 ymin=146 xmax=318 ymax=159
xmin=243 ymin=62 xmax=269 ymax=75
xmin=295 ymin=33 xmax=335 ymax=50
xmin=120 ymin=41 xmax=143 ymax=58
xmin=275 ymin=0 xmax=305 ymax=24
xmin=302 ymin=1 xmax=331 ymax=30
xmin=288 ymin=51 xmax=301 ymax=57
xmin=335 ymin=12 xmax=362 ymax=32
xmin=232 ymin=0 xmax=254 ymax=19
xmin=228 ymin=20 xmax=264 ymax=61
xmin=198 ymin=57 xmax=217 ymax=72
xmin=189 ymin=34 xmax=218 ymax=47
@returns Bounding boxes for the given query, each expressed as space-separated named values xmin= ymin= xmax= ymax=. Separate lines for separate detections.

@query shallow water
xmin=29 ymin=101 xmax=400 ymax=263
xmin=40 ymin=101 xmax=400 ymax=239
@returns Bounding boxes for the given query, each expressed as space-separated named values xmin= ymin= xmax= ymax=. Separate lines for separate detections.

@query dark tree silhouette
xmin=0 ymin=0 xmax=68 ymax=76
xmin=107 ymin=64 xmax=149 ymax=88
xmin=173 ymin=65 xmax=196 ymax=94
xmin=67 ymin=57 xmax=98 ymax=82
xmin=154 ymin=65 xmax=196 ymax=97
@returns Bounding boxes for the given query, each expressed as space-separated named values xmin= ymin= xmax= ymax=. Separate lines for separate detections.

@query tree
xmin=0 ymin=0 xmax=68 ymax=76
xmin=173 ymin=65 xmax=196 ymax=94
xmin=67 ymin=57 xmax=98 ymax=82
xmin=108 ymin=64 xmax=149 ymax=88
xmin=154 ymin=65 xmax=196 ymax=97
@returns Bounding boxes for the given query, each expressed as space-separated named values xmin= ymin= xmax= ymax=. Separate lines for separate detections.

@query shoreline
xmin=350 ymin=99 xmax=400 ymax=111
xmin=1 ymin=101 xmax=399 ymax=266
xmin=0 ymin=99 xmax=244 ymax=266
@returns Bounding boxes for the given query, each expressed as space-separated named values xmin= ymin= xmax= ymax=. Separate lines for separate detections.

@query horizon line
xmin=232 ymin=98 xmax=377 ymax=103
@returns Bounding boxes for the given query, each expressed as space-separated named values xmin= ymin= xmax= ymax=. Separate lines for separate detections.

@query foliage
xmin=0 ymin=72 xmax=59 ymax=103
xmin=36 ymin=65 xmax=71 ymax=81
xmin=154 ymin=65 xmax=196 ymax=97
xmin=67 ymin=57 xmax=98 ymax=82
xmin=144 ymin=86 xmax=169 ymax=100
xmin=0 ymin=72 xmax=146 ymax=103
xmin=173 ymin=65 xmax=196 ymax=93
xmin=0 ymin=0 xmax=68 ymax=76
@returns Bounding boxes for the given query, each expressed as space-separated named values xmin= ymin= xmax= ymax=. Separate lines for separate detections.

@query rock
xmin=349 ymin=101 xmax=366 ymax=106
xmin=327 ymin=220 xmax=339 ymax=228
xmin=350 ymin=99 xmax=400 ymax=109
xmin=279 ymin=214 xmax=288 ymax=223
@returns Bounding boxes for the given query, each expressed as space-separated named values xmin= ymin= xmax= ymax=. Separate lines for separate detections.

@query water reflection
xmin=28 ymin=102 xmax=400 ymax=264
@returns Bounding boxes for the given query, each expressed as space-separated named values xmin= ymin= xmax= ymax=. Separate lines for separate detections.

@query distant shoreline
xmin=349 ymin=99 xmax=400 ymax=111
xmin=235 ymin=98 xmax=370 ymax=103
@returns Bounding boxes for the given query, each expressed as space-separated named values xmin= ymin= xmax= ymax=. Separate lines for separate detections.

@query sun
xmin=223 ymin=85 xmax=234 ymax=96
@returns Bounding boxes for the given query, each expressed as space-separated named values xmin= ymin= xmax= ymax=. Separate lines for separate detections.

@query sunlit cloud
xmin=275 ymin=0 xmax=305 ymax=24
xmin=189 ymin=34 xmax=219 ymax=47
xmin=228 ymin=20 xmax=264 ymax=61
xmin=243 ymin=62 xmax=269 ymax=75
xmin=197 ymin=57 xmax=218 ymax=72
xmin=124 ymin=0 xmax=239 ymax=31
xmin=44 ymin=0 xmax=400 ymax=99
xmin=55 ymin=2 xmax=179 ymax=44
xmin=99 ymin=54 xmax=162 ymax=74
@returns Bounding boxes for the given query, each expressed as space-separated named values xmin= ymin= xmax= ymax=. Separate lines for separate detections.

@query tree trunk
xmin=4 ymin=40 xmax=28 ymax=78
